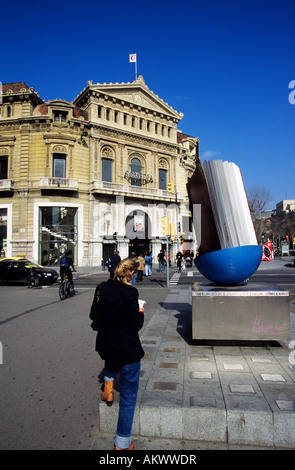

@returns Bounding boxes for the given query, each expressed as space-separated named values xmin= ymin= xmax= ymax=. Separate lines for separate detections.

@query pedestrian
xmin=129 ymin=251 xmax=137 ymax=287
xmin=136 ymin=253 xmax=145 ymax=282
xmin=157 ymin=250 xmax=166 ymax=272
xmin=89 ymin=257 xmax=145 ymax=450
xmin=176 ymin=251 xmax=183 ymax=273
xmin=108 ymin=250 xmax=121 ymax=280
xmin=144 ymin=251 xmax=152 ymax=276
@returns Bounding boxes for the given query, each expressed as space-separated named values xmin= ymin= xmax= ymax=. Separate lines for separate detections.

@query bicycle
xmin=59 ymin=272 xmax=75 ymax=300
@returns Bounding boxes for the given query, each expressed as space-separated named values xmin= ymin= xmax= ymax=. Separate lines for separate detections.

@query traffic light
xmin=170 ymin=223 xmax=176 ymax=237
xmin=179 ymin=232 xmax=184 ymax=244
xmin=160 ymin=216 xmax=169 ymax=236
xmin=167 ymin=182 xmax=175 ymax=194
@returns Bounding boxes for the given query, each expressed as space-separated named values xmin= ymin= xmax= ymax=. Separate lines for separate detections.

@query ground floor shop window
xmin=0 ymin=208 xmax=7 ymax=256
xmin=39 ymin=206 xmax=77 ymax=266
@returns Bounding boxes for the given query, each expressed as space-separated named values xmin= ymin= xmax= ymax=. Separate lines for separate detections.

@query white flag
xmin=129 ymin=53 xmax=137 ymax=63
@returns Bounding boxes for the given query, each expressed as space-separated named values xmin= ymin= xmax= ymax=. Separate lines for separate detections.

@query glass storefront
xmin=0 ymin=208 xmax=7 ymax=257
xmin=39 ymin=207 xmax=77 ymax=266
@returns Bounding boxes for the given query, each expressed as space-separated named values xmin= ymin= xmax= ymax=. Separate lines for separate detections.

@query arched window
xmin=159 ymin=169 xmax=167 ymax=190
xmin=130 ymin=157 xmax=141 ymax=186
xmin=101 ymin=147 xmax=113 ymax=182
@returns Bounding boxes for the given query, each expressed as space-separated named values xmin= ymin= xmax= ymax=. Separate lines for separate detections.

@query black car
xmin=0 ymin=258 xmax=58 ymax=286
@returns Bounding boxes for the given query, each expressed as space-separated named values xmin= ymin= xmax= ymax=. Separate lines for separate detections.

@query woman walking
xmin=90 ymin=258 xmax=145 ymax=450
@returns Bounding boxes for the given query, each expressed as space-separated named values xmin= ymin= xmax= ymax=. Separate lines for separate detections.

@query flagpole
xmin=129 ymin=54 xmax=138 ymax=80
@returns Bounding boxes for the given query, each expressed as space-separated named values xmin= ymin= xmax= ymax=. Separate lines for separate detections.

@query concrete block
xmin=182 ymin=407 xmax=227 ymax=442
xmin=139 ymin=406 xmax=183 ymax=439
xmin=273 ymin=412 xmax=295 ymax=448
xmin=192 ymin=282 xmax=290 ymax=341
xmin=227 ymin=410 xmax=274 ymax=446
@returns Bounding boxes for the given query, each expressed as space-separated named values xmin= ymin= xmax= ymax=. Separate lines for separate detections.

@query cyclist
xmin=60 ymin=250 xmax=76 ymax=287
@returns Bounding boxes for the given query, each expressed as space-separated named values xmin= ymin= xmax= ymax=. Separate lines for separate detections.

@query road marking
xmin=169 ymin=273 xmax=181 ymax=285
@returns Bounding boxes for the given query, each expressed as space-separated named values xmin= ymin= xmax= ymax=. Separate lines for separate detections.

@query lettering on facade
xmin=252 ymin=316 xmax=289 ymax=336
xmin=124 ymin=170 xmax=153 ymax=184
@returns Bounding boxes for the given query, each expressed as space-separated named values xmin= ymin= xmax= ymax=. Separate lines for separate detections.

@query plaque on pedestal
xmin=192 ymin=282 xmax=290 ymax=342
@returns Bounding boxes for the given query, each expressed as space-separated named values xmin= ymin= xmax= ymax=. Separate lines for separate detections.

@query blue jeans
xmin=159 ymin=260 xmax=165 ymax=272
xmin=131 ymin=272 xmax=136 ymax=287
xmin=104 ymin=361 xmax=141 ymax=449
xmin=145 ymin=264 xmax=152 ymax=276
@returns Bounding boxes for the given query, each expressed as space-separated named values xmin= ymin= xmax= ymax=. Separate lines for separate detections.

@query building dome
xmin=32 ymin=104 xmax=49 ymax=116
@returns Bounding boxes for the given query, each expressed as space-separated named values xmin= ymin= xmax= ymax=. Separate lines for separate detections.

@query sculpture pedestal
xmin=192 ymin=282 xmax=290 ymax=342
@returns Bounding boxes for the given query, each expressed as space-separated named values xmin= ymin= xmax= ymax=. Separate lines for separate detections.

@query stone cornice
xmin=90 ymin=124 xmax=178 ymax=154
xmin=43 ymin=133 xmax=77 ymax=142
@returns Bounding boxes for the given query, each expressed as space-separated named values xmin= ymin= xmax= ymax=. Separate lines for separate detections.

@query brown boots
xmin=101 ymin=380 xmax=114 ymax=406
xmin=114 ymin=443 xmax=134 ymax=450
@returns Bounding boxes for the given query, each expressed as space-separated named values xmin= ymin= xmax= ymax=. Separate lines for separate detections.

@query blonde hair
xmin=114 ymin=258 xmax=139 ymax=285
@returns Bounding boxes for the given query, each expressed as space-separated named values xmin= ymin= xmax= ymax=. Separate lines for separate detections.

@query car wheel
xmin=33 ymin=277 xmax=40 ymax=287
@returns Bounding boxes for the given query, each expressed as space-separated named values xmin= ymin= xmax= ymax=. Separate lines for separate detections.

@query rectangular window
xmin=0 ymin=156 xmax=8 ymax=179
xmin=159 ymin=169 xmax=167 ymax=190
xmin=53 ymin=154 xmax=66 ymax=178
xmin=53 ymin=112 xmax=67 ymax=123
xmin=102 ymin=158 xmax=112 ymax=182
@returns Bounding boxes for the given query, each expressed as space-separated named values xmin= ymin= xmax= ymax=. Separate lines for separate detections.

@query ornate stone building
xmin=0 ymin=78 xmax=198 ymax=266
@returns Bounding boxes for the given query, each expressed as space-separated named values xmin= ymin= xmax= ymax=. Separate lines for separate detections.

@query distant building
xmin=0 ymin=78 xmax=198 ymax=266
xmin=271 ymin=200 xmax=295 ymax=250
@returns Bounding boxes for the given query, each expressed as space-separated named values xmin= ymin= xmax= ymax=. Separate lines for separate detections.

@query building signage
xmin=124 ymin=170 xmax=153 ymax=184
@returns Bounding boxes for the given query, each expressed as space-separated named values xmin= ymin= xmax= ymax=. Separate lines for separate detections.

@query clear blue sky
xmin=1 ymin=0 xmax=294 ymax=208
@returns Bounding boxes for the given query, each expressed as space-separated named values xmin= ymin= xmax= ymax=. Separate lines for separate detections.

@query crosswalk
xmin=169 ymin=272 xmax=182 ymax=286
xmin=169 ymin=271 xmax=198 ymax=286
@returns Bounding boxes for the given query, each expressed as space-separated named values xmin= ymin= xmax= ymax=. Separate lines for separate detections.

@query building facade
xmin=271 ymin=200 xmax=295 ymax=251
xmin=0 ymin=78 xmax=198 ymax=266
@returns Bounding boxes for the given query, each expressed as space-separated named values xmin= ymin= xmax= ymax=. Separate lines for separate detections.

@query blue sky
xmin=1 ymin=0 xmax=294 ymax=208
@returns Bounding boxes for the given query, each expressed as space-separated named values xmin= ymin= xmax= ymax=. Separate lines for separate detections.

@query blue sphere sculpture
xmin=195 ymin=245 xmax=263 ymax=285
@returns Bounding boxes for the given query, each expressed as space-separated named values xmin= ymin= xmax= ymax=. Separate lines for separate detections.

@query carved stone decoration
xmin=158 ymin=157 xmax=168 ymax=169
xmin=52 ymin=145 xmax=67 ymax=153
xmin=101 ymin=146 xmax=114 ymax=159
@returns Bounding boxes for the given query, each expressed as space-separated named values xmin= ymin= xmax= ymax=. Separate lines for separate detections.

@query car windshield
xmin=22 ymin=260 xmax=39 ymax=268
xmin=0 ymin=258 xmax=42 ymax=268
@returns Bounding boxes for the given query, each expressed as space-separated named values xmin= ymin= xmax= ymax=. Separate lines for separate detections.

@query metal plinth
xmin=192 ymin=282 xmax=291 ymax=341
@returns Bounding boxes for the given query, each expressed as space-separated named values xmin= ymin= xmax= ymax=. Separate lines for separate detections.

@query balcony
xmin=40 ymin=177 xmax=78 ymax=191
xmin=90 ymin=180 xmax=183 ymax=201
xmin=0 ymin=179 xmax=14 ymax=192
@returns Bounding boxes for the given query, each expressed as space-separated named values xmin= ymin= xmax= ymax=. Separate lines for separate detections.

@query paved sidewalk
xmin=93 ymin=284 xmax=295 ymax=450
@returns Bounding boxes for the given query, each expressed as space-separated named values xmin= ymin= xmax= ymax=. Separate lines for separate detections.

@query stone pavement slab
xmin=97 ymin=285 xmax=295 ymax=449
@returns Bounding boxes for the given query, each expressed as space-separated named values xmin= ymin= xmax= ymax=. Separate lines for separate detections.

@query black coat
xmin=90 ymin=279 xmax=145 ymax=365
xmin=110 ymin=253 xmax=121 ymax=272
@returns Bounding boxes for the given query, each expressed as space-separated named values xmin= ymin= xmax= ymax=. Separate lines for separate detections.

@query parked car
xmin=0 ymin=257 xmax=58 ymax=286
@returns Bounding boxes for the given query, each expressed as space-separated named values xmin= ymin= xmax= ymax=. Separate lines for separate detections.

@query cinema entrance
xmin=126 ymin=210 xmax=151 ymax=256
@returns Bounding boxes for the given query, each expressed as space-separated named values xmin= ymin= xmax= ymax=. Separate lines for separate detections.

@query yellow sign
xmin=160 ymin=217 xmax=169 ymax=235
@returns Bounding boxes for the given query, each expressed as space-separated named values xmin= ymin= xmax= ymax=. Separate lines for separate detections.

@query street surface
xmin=0 ymin=257 xmax=294 ymax=450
